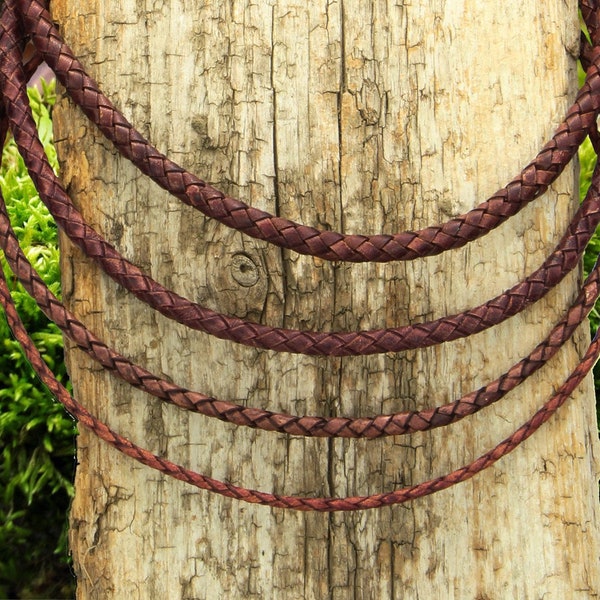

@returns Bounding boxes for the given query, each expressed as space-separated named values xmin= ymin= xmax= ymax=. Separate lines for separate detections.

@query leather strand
xmin=16 ymin=0 xmax=600 ymax=263
xmin=1 ymin=178 xmax=598 ymax=438
xmin=0 ymin=0 xmax=598 ymax=509
xmin=0 ymin=23 xmax=597 ymax=359
xmin=1 ymin=252 xmax=598 ymax=510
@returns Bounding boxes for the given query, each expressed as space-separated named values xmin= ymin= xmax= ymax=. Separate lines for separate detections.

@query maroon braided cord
xmin=582 ymin=0 xmax=600 ymax=48
xmin=2 ymin=248 xmax=599 ymax=511
xmin=0 ymin=18 xmax=598 ymax=359
xmin=0 ymin=0 xmax=598 ymax=509
xmin=1 ymin=56 xmax=599 ymax=438
xmin=16 ymin=0 xmax=600 ymax=263
xmin=579 ymin=7 xmax=600 ymax=156
xmin=2 ymin=179 xmax=599 ymax=438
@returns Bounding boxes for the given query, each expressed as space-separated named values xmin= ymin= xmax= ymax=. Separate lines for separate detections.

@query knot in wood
xmin=230 ymin=252 xmax=259 ymax=287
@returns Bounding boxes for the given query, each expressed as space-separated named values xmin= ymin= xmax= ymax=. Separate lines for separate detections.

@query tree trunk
xmin=53 ymin=0 xmax=600 ymax=597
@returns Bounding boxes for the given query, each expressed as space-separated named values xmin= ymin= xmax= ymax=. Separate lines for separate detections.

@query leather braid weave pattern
xmin=2 ymin=255 xmax=599 ymax=511
xmin=0 ymin=0 xmax=598 ymax=510
xmin=0 ymin=18 xmax=598 ymax=358
xmin=2 ymin=176 xmax=599 ymax=439
xmin=16 ymin=0 xmax=600 ymax=263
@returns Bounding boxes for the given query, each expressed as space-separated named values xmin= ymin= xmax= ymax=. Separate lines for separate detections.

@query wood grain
xmin=52 ymin=1 xmax=600 ymax=597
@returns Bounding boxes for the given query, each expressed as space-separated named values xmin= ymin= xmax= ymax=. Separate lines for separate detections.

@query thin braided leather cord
xmin=0 ymin=0 xmax=599 ymax=509
xmin=0 ymin=17 xmax=599 ymax=359
xmin=1 ymin=247 xmax=599 ymax=510
xmin=16 ymin=0 xmax=600 ymax=263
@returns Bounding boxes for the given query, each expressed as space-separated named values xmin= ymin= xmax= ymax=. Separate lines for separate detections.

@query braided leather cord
xmin=0 ymin=18 xmax=598 ymax=359
xmin=0 ymin=0 xmax=598 ymax=508
xmin=582 ymin=0 xmax=600 ymax=48
xmin=2 ymin=183 xmax=599 ymax=438
xmin=16 ymin=0 xmax=600 ymax=263
xmin=1 ymin=249 xmax=599 ymax=510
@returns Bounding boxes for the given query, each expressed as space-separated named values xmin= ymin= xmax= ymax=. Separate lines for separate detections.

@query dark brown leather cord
xmin=17 ymin=0 xmax=600 ymax=263
xmin=0 ymin=0 xmax=599 ymax=509
xmin=0 ymin=11 xmax=598 ymax=358
xmin=582 ymin=0 xmax=600 ymax=48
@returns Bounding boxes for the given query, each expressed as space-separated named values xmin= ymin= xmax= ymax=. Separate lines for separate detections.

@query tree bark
xmin=53 ymin=0 xmax=600 ymax=597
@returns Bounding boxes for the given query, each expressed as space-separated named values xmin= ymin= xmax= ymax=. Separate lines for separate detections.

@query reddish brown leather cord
xmin=582 ymin=0 xmax=600 ymax=48
xmin=1 ymin=250 xmax=599 ymax=511
xmin=16 ymin=0 xmax=600 ymax=263
xmin=1 ymin=177 xmax=599 ymax=438
xmin=0 ymin=0 xmax=599 ymax=509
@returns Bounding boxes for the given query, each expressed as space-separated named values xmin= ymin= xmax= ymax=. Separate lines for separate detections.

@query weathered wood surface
xmin=53 ymin=0 xmax=600 ymax=597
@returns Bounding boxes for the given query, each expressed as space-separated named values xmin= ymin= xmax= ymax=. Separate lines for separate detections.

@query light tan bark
xmin=53 ymin=0 xmax=600 ymax=598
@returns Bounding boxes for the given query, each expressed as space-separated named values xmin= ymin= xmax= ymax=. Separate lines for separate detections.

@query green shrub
xmin=0 ymin=80 xmax=76 ymax=599
xmin=578 ymin=59 xmax=600 ymax=408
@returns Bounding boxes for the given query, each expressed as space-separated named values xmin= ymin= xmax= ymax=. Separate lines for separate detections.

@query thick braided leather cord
xmin=582 ymin=0 xmax=600 ymax=48
xmin=0 ymin=22 xmax=599 ymax=359
xmin=16 ymin=0 xmax=600 ymax=263
xmin=2 ymin=185 xmax=599 ymax=438
xmin=1 ymin=253 xmax=599 ymax=511
xmin=0 ymin=0 xmax=599 ymax=509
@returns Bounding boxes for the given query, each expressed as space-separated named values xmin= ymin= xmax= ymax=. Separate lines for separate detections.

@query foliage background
xmin=0 ymin=81 xmax=76 ymax=600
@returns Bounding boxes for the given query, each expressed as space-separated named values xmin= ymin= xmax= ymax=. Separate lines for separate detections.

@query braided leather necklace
xmin=0 ymin=0 xmax=599 ymax=510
